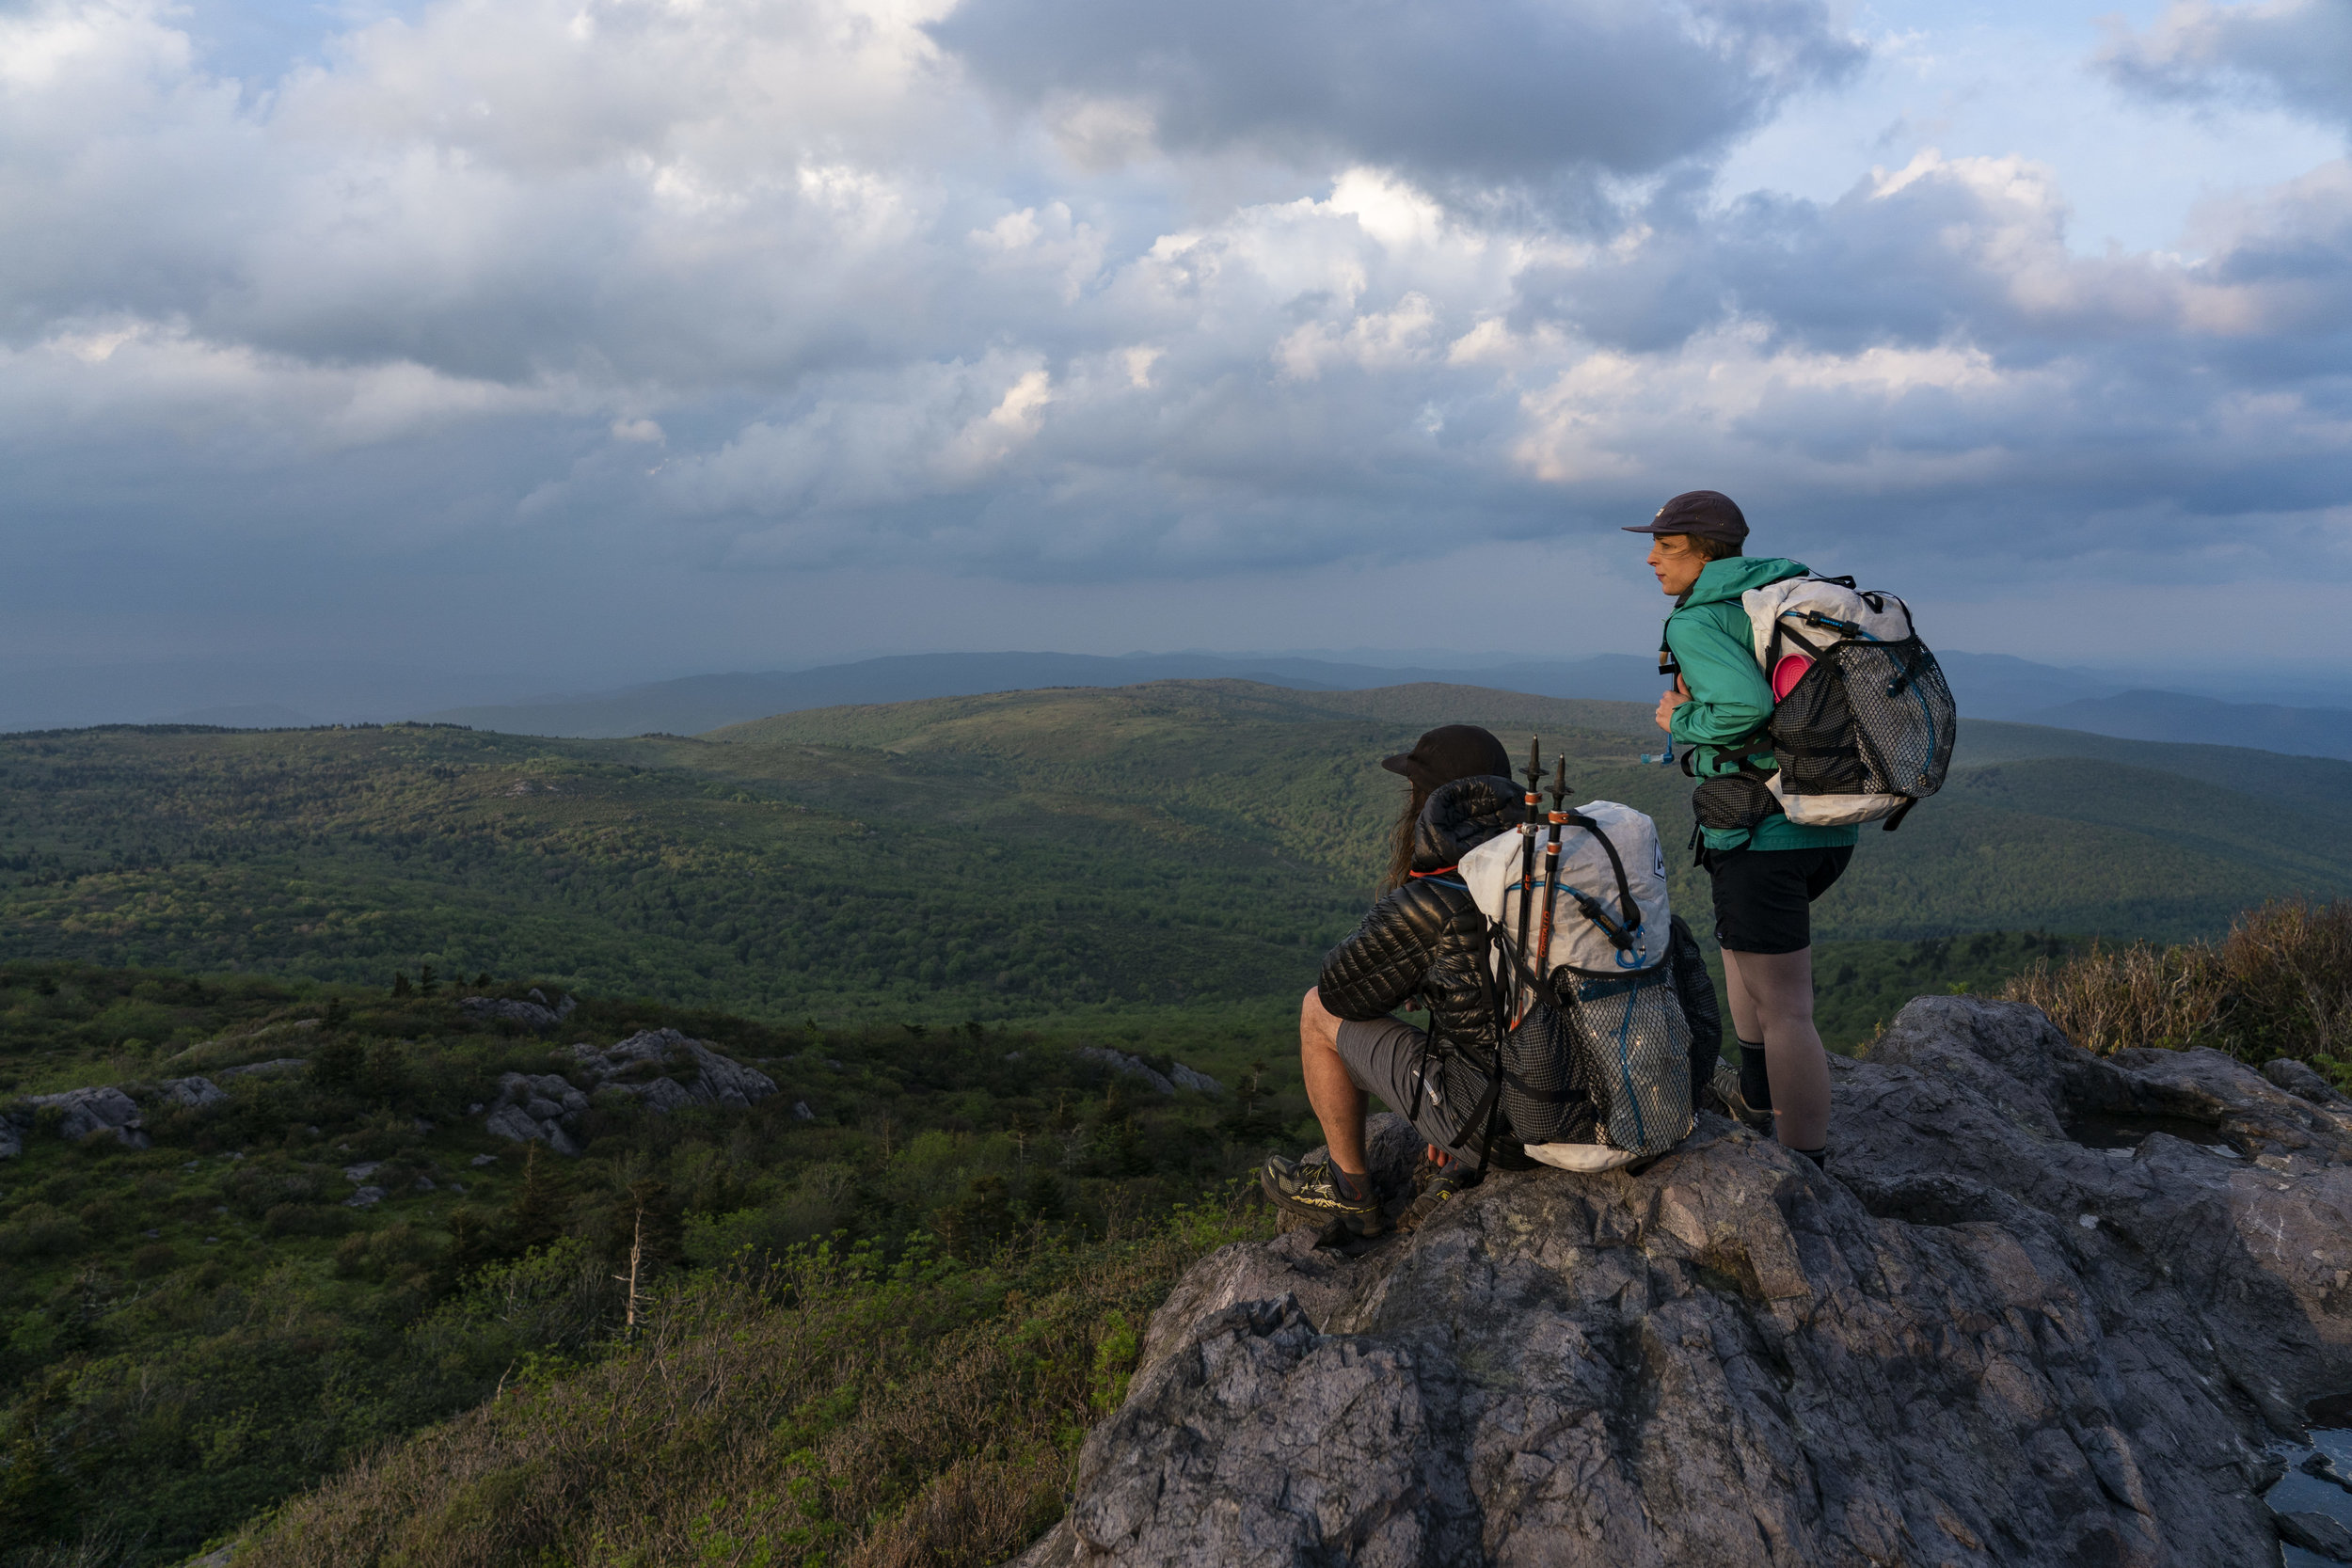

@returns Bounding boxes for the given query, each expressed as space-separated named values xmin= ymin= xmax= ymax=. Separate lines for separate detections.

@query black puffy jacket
xmin=1317 ymin=775 xmax=1724 ymax=1144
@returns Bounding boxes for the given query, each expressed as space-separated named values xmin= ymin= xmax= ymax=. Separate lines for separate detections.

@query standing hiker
xmin=1632 ymin=489 xmax=1852 ymax=1168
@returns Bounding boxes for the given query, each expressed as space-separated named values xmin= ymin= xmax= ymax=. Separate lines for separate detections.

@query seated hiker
xmin=1260 ymin=724 xmax=1721 ymax=1235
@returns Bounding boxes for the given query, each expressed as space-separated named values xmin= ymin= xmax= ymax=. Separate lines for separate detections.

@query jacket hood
xmin=1678 ymin=556 xmax=1808 ymax=610
xmin=1412 ymin=775 xmax=1520 ymax=871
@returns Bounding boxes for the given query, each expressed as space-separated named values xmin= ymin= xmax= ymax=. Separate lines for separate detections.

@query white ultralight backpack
xmin=1456 ymin=800 xmax=1693 ymax=1171
xmin=1739 ymin=576 xmax=1958 ymax=828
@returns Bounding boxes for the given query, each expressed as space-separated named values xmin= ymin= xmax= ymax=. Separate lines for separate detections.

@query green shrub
xmin=0 ymin=1204 xmax=84 ymax=1259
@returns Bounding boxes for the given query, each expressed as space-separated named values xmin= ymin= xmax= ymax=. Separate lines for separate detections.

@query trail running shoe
xmin=1259 ymin=1153 xmax=1387 ymax=1235
xmin=1708 ymin=1065 xmax=1773 ymax=1133
xmin=1397 ymin=1164 xmax=1481 ymax=1232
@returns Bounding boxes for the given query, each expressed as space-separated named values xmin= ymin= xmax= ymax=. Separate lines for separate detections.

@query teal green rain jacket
xmin=1665 ymin=557 xmax=1863 ymax=853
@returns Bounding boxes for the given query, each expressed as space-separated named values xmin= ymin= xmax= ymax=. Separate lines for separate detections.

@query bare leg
xmin=1719 ymin=948 xmax=1831 ymax=1150
xmin=1299 ymin=988 xmax=1370 ymax=1180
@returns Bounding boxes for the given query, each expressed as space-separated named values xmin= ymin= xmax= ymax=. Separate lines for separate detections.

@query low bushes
xmin=232 ymin=1196 xmax=1269 ymax=1568
xmin=2004 ymin=897 xmax=2352 ymax=1082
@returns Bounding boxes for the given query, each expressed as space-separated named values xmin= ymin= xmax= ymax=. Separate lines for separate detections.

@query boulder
xmin=23 ymin=1085 xmax=150 ymax=1148
xmin=1015 ymin=997 xmax=2352 ymax=1567
xmin=0 ymin=1117 xmax=20 ymax=1160
xmin=461 ymin=992 xmax=579 ymax=1031
xmin=2266 ymin=1057 xmax=2350 ymax=1107
xmin=1076 ymin=1048 xmax=1176 ymax=1096
xmin=1168 ymin=1062 xmax=1226 ymax=1097
xmin=484 ymin=1100 xmax=581 ymax=1156
xmin=570 ymin=1029 xmax=777 ymax=1110
xmin=2278 ymin=1506 xmax=2352 ymax=1561
xmin=160 ymin=1076 xmax=228 ymax=1109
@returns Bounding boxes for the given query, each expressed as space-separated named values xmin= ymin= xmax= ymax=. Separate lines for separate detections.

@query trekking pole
xmin=1512 ymin=736 xmax=1544 ymax=1023
xmin=1530 ymin=755 xmax=1570 ymax=985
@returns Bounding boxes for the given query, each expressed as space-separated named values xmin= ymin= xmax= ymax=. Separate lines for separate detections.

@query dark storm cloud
xmin=931 ymin=0 xmax=1865 ymax=191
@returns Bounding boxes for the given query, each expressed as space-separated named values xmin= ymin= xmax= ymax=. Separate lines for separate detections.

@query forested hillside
xmin=2 ymin=682 xmax=2347 ymax=1035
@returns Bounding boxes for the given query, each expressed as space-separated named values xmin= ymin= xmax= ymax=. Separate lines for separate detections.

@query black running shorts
xmin=1704 ymin=844 xmax=1853 ymax=955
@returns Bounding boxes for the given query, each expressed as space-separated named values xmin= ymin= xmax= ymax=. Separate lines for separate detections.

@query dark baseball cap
xmin=1623 ymin=489 xmax=1748 ymax=546
xmin=1381 ymin=724 xmax=1512 ymax=790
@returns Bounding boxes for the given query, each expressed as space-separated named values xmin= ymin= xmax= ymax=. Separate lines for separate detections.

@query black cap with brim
xmin=1382 ymin=724 xmax=1513 ymax=791
xmin=1623 ymin=488 xmax=1748 ymax=545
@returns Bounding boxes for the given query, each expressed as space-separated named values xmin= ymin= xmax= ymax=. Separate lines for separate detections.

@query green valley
xmin=2 ymin=681 xmax=2346 ymax=1037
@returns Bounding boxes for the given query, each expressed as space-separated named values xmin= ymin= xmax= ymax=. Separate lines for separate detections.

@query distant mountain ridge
xmin=421 ymin=649 xmax=2352 ymax=763
xmin=2023 ymin=689 xmax=2352 ymax=763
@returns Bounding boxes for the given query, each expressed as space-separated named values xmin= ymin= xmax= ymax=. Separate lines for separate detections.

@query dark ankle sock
xmin=1738 ymin=1041 xmax=1772 ymax=1111
xmin=1334 ymin=1167 xmax=1371 ymax=1202
xmin=1790 ymin=1146 xmax=1826 ymax=1169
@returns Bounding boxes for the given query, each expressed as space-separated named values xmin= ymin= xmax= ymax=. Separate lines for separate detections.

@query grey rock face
xmin=1019 ymin=998 xmax=2352 ymax=1568
xmin=1168 ymin=1062 xmax=1226 ymax=1097
xmin=159 ymin=1076 xmax=228 ymax=1109
xmin=24 ymin=1085 xmax=151 ymax=1148
xmin=0 ymin=1117 xmax=20 ymax=1160
xmin=2278 ymin=1507 xmax=2352 ymax=1560
xmin=2266 ymin=1056 xmax=2350 ymax=1107
xmin=571 ymin=1029 xmax=777 ymax=1111
xmin=468 ymin=1028 xmax=783 ymax=1156
xmin=344 ymin=1186 xmax=386 ymax=1209
xmin=460 ymin=992 xmax=579 ymax=1031
xmin=1076 ymin=1048 xmax=1176 ymax=1096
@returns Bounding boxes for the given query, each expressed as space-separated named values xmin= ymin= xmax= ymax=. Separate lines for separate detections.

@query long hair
xmin=1380 ymin=779 xmax=1433 ymax=894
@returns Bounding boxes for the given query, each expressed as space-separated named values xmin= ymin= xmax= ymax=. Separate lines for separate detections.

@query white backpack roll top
xmin=1456 ymin=800 xmax=1672 ymax=976
xmin=1740 ymin=576 xmax=1916 ymax=664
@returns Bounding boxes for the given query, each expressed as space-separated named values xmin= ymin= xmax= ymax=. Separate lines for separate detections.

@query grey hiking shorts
xmin=1335 ymin=1017 xmax=1494 ymax=1171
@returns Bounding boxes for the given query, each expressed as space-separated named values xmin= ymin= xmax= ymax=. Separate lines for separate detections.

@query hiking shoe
xmin=1397 ymin=1164 xmax=1481 ymax=1231
xmin=1708 ymin=1065 xmax=1772 ymax=1132
xmin=1259 ymin=1154 xmax=1387 ymax=1235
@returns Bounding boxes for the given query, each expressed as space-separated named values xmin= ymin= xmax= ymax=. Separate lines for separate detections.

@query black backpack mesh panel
xmin=1772 ymin=636 xmax=1956 ymax=800
xmin=1559 ymin=970 xmax=1692 ymax=1157
xmin=1770 ymin=658 xmax=1870 ymax=795
xmin=1836 ymin=637 xmax=1956 ymax=798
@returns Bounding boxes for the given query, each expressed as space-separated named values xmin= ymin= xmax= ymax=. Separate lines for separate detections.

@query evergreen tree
xmin=508 ymin=1143 xmax=566 ymax=1254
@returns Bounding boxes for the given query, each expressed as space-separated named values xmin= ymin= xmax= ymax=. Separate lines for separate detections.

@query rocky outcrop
xmin=21 ymin=1086 xmax=151 ymax=1148
xmin=479 ymin=1029 xmax=775 ymax=1155
xmin=1078 ymin=1047 xmax=1224 ymax=1098
xmin=1016 ymin=998 xmax=2352 ymax=1567
xmin=570 ymin=1029 xmax=777 ymax=1110
xmin=461 ymin=990 xmax=579 ymax=1031
xmin=160 ymin=1076 xmax=228 ymax=1109
xmin=484 ymin=1073 xmax=589 ymax=1155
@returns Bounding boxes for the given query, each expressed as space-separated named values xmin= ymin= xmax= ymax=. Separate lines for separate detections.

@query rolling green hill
xmin=0 ymin=682 xmax=2344 ymax=1037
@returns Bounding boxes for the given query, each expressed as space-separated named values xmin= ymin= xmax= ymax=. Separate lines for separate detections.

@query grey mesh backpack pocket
xmin=1553 ymin=965 xmax=1693 ymax=1159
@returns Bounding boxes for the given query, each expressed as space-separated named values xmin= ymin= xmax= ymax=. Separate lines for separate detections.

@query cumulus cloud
xmin=1 ymin=0 xmax=2351 ymax=673
xmin=2099 ymin=0 xmax=2352 ymax=133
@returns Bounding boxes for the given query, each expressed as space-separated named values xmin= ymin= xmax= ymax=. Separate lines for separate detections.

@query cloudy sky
xmin=5 ymin=0 xmax=2348 ymax=697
